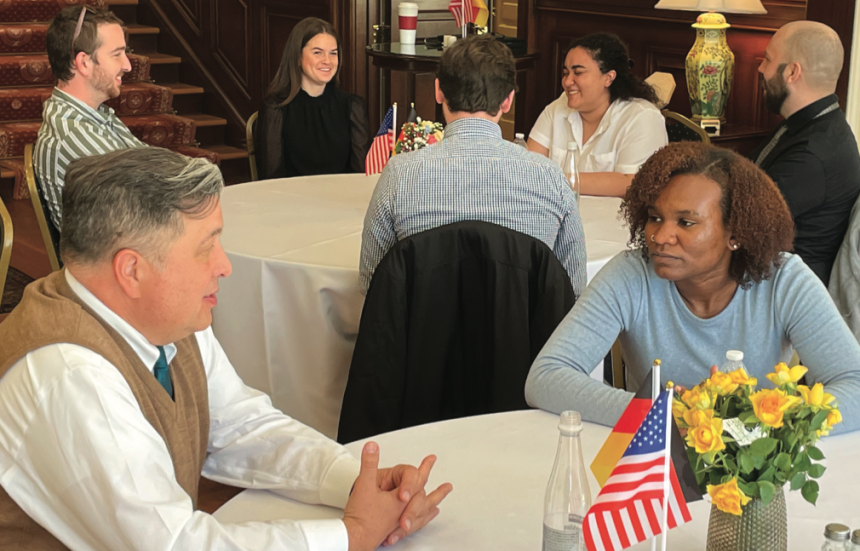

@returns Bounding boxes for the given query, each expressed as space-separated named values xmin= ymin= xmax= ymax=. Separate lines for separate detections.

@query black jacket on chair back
xmin=337 ymin=221 xmax=576 ymax=443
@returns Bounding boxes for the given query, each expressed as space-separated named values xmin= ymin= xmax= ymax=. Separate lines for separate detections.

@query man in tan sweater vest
xmin=0 ymin=148 xmax=451 ymax=551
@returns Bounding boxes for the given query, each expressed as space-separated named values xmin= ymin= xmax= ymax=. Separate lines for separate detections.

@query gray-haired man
xmin=0 ymin=148 xmax=450 ymax=551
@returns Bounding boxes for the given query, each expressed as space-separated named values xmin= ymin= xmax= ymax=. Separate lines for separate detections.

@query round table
xmin=211 ymin=174 xmax=630 ymax=438
xmin=213 ymin=410 xmax=860 ymax=550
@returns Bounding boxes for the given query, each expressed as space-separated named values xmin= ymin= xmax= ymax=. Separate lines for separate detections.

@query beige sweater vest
xmin=0 ymin=270 xmax=210 ymax=550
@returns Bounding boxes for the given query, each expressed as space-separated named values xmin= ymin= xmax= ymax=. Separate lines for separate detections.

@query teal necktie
xmin=154 ymin=346 xmax=174 ymax=400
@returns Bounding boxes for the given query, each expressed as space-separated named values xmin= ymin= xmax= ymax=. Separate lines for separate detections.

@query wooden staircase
xmin=0 ymin=0 xmax=251 ymax=279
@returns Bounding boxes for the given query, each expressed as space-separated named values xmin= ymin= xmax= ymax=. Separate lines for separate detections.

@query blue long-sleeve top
xmin=525 ymin=251 xmax=860 ymax=435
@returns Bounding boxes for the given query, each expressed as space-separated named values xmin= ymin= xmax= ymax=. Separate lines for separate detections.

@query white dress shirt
xmin=529 ymin=94 xmax=668 ymax=174
xmin=0 ymin=270 xmax=360 ymax=551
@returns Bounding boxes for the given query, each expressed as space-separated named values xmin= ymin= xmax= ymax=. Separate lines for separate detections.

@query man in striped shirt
xmin=359 ymin=36 xmax=586 ymax=295
xmin=35 ymin=6 xmax=146 ymax=229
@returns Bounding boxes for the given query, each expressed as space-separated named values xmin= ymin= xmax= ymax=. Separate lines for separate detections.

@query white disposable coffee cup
xmin=443 ymin=35 xmax=457 ymax=49
xmin=398 ymin=2 xmax=418 ymax=45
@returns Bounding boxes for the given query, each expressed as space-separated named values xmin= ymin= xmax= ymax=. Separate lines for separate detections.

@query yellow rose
xmin=728 ymin=367 xmax=757 ymax=388
xmin=797 ymin=383 xmax=836 ymax=409
xmin=672 ymin=399 xmax=689 ymax=425
xmin=749 ymin=388 xmax=802 ymax=428
xmin=766 ymin=362 xmax=808 ymax=387
xmin=707 ymin=478 xmax=752 ymax=516
xmin=685 ymin=417 xmax=725 ymax=454
xmin=683 ymin=408 xmax=715 ymax=429
xmin=818 ymin=408 xmax=843 ymax=436
xmin=705 ymin=372 xmax=740 ymax=396
xmin=682 ymin=385 xmax=714 ymax=411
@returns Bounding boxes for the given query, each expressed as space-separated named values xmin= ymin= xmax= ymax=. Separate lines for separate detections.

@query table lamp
xmin=654 ymin=0 xmax=766 ymax=134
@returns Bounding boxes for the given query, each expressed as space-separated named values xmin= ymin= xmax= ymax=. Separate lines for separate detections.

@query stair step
xmin=186 ymin=114 xmax=227 ymax=127
xmin=108 ymin=0 xmax=140 ymax=5
xmin=166 ymin=83 xmax=205 ymax=95
xmin=147 ymin=52 xmax=182 ymax=65
xmin=0 ymin=24 xmax=49 ymax=55
xmin=125 ymin=24 xmax=159 ymax=35
xmin=205 ymin=145 xmax=248 ymax=161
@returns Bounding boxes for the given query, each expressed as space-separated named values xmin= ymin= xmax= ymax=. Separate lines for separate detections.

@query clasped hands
xmin=343 ymin=442 xmax=453 ymax=551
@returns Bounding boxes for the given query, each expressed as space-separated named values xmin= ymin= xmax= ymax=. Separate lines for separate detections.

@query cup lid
xmin=399 ymin=2 xmax=418 ymax=7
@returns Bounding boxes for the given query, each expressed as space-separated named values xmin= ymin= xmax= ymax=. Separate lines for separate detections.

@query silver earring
xmin=651 ymin=235 xmax=656 ymax=242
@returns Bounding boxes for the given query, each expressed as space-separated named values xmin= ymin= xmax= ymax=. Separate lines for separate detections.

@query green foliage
xmin=672 ymin=367 xmax=840 ymax=512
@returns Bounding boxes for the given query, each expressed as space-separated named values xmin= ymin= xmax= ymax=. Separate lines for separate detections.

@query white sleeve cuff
xmin=302 ymin=519 xmax=350 ymax=551
xmin=319 ymin=453 xmax=361 ymax=509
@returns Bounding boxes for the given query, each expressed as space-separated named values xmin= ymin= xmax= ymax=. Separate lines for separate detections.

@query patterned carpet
xmin=1 ymin=267 xmax=33 ymax=314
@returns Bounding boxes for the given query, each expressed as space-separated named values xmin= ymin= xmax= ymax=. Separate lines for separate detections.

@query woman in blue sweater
xmin=525 ymin=142 xmax=860 ymax=434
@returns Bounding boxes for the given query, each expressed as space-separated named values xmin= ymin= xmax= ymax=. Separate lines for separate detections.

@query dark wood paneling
xmin=806 ymin=0 xmax=855 ymax=106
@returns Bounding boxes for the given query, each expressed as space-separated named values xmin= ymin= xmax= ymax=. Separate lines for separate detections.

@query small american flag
xmin=448 ymin=0 xmax=488 ymax=27
xmin=366 ymin=106 xmax=395 ymax=176
xmin=584 ymin=390 xmax=692 ymax=551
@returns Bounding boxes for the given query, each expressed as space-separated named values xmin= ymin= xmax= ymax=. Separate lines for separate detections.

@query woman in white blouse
xmin=528 ymin=33 xmax=668 ymax=197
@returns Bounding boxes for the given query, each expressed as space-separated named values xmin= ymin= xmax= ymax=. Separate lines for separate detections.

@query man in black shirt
xmin=751 ymin=21 xmax=860 ymax=285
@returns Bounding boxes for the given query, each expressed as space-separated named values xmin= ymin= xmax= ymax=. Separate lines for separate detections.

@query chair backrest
xmin=662 ymin=109 xmax=711 ymax=145
xmin=0 ymin=196 xmax=13 ymax=310
xmin=337 ymin=221 xmax=576 ymax=443
xmin=246 ymin=111 xmax=259 ymax=181
xmin=24 ymin=143 xmax=62 ymax=272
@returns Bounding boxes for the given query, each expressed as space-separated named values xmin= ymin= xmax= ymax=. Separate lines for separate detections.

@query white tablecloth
xmin=211 ymin=174 xmax=630 ymax=438
xmin=213 ymin=410 xmax=860 ymax=550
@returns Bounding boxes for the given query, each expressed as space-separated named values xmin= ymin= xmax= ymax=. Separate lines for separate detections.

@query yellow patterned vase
xmin=685 ymin=12 xmax=734 ymax=122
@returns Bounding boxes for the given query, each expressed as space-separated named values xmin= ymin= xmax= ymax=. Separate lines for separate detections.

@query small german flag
xmin=590 ymin=369 xmax=654 ymax=487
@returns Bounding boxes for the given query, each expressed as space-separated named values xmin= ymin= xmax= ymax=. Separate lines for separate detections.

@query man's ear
xmin=72 ymin=51 xmax=94 ymax=78
xmin=784 ymin=61 xmax=802 ymax=85
xmin=435 ymin=78 xmax=445 ymax=105
xmin=112 ymin=248 xmax=146 ymax=299
xmin=500 ymin=90 xmax=515 ymax=114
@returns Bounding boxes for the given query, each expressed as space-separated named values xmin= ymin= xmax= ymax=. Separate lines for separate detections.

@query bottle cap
xmin=559 ymin=410 xmax=583 ymax=433
xmin=726 ymin=350 xmax=744 ymax=361
xmin=824 ymin=523 xmax=850 ymax=541
xmin=853 ymin=529 xmax=860 ymax=544
xmin=515 ymin=132 xmax=524 ymax=139
xmin=566 ymin=141 xmax=577 ymax=150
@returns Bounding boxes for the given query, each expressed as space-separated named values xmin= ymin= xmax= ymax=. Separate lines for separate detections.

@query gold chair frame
xmin=661 ymin=109 xmax=711 ymax=145
xmin=24 ymin=143 xmax=61 ymax=272
xmin=246 ymin=111 xmax=258 ymax=181
xmin=0 ymin=196 xmax=12 ymax=309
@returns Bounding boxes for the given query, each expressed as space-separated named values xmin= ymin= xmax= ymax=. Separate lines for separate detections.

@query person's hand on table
xmin=376 ymin=454 xmax=453 ymax=547
xmin=343 ymin=442 xmax=453 ymax=551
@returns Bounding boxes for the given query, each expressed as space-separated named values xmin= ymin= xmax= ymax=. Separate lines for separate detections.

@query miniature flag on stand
xmin=583 ymin=389 xmax=693 ymax=551
xmin=366 ymin=105 xmax=396 ymax=176
xmin=448 ymin=0 xmax=489 ymax=27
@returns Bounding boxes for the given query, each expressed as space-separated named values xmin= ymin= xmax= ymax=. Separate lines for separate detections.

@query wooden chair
xmin=0 ymin=196 xmax=13 ymax=321
xmin=610 ymin=340 xmax=626 ymax=390
xmin=246 ymin=111 xmax=258 ymax=181
xmin=662 ymin=110 xmax=710 ymax=145
xmin=24 ymin=143 xmax=61 ymax=272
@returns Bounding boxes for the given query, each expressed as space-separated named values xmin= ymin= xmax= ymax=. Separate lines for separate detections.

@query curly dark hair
xmin=568 ymin=33 xmax=658 ymax=105
xmin=621 ymin=142 xmax=795 ymax=288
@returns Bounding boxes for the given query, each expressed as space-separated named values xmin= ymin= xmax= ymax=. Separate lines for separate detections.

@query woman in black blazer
xmin=256 ymin=18 xmax=372 ymax=179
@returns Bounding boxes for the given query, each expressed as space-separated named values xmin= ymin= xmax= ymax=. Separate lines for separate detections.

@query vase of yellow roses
xmin=673 ymin=362 xmax=843 ymax=551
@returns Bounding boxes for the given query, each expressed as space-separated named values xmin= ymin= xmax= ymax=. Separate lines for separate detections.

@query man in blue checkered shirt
xmin=359 ymin=35 xmax=586 ymax=296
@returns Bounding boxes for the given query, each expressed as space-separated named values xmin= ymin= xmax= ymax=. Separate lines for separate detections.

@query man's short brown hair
xmin=436 ymin=35 xmax=518 ymax=116
xmin=47 ymin=5 xmax=124 ymax=82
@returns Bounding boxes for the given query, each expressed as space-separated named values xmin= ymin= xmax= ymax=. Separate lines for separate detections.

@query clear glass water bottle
xmin=543 ymin=410 xmax=591 ymax=551
xmin=850 ymin=529 xmax=860 ymax=550
xmin=562 ymin=142 xmax=581 ymax=202
xmin=719 ymin=350 xmax=746 ymax=374
xmin=513 ymin=132 xmax=528 ymax=148
xmin=822 ymin=523 xmax=851 ymax=550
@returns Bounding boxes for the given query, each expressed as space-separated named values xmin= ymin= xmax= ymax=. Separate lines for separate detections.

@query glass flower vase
xmin=706 ymin=486 xmax=787 ymax=551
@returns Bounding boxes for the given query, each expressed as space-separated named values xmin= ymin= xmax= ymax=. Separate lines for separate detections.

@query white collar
xmin=64 ymin=270 xmax=177 ymax=372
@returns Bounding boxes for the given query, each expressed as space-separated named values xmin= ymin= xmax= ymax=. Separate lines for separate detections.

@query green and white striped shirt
xmin=34 ymin=88 xmax=146 ymax=229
